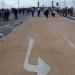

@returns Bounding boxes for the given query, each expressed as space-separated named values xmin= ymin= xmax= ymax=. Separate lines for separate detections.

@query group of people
xmin=0 ymin=7 xmax=74 ymax=22
xmin=0 ymin=9 xmax=10 ymax=21
xmin=0 ymin=7 xmax=55 ymax=22
xmin=31 ymin=7 xmax=55 ymax=18
xmin=0 ymin=8 xmax=31 ymax=22
xmin=57 ymin=7 xmax=73 ymax=17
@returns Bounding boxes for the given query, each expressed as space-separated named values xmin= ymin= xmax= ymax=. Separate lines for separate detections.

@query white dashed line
xmin=60 ymin=32 xmax=75 ymax=49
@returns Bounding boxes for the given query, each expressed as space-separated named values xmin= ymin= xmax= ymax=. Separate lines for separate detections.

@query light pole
xmin=52 ymin=0 xmax=53 ymax=8
xmin=38 ymin=1 xmax=40 ymax=7
xmin=59 ymin=0 xmax=61 ymax=8
xmin=72 ymin=0 xmax=75 ymax=16
xmin=64 ymin=0 xmax=65 ymax=7
xmin=2 ymin=0 xmax=4 ymax=8
xmin=72 ymin=0 xmax=75 ymax=8
xmin=64 ymin=0 xmax=67 ymax=8
xmin=18 ymin=0 xmax=19 ymax=8
xmin=51 ymin=0 xmax=54 ymax=11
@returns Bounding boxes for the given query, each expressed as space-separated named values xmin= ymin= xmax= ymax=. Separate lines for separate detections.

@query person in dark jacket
xmin=64 ymin=7 xmax=68 ymax=17
xmin=0 ymin=10 xmax=1 ymax=21
xmin=13 ymin=8 xmax=18 ymax=19
xmin=37 ymin=8 xmax=41 ymax=17
xmin=1 ymin=9 xmax=4 ymax=21
xmin=31 ymin=8 xmax=35 ymax=17
xmin=5 ymin=9 xmax=10 ymax=21
xmin=51 ymin=11 xmax=55 ymax=17
xmin=44 ymin=8 xmax=49 ymax=18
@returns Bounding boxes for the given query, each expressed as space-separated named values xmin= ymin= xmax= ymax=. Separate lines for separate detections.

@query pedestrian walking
xmin=0 ymin=10 xmax=1 ymax=21
xmin=37 ymin=8 xmax=41 ymax=17
xmin=5 ymin=9 xmax=10 ymax=21
xmin=13 ymin=8 xmax=18 ymax=19
xmin=51 ymin=11 xmax=55 ymax=17
xmin=44 ymin=8 xmax=49 ymax=18
xmin=31 ymin=8 xmax=35 ymax=17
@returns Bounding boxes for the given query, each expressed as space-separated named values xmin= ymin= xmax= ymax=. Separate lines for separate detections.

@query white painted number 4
xmin=23 ymin=38 xmax=51 ymax=75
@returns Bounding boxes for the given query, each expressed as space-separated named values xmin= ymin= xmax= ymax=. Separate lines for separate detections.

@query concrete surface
xmin=0 ymin=13 xmax=30 ymax=39
xmin=0 ymin=14 xmax=75 ymax=75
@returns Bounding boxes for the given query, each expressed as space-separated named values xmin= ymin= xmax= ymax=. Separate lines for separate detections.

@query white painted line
xmin=12 ymin=27 xmax=18 ymax=32
xmin=12 ymin=22 xmax=23 ymax=32
xmin=0 ymin=33 xmax=4 ymax=36
xmin=23 ymin=38 xmax=51 ymax=75
xmin=0 ymin=24 xmax=12 ymax=28
xmin=60 ymin=32 xmax=75 ymax=49
xmin=0 ymin=34 xmax=5 ymax=41
xmin=6 ymin=25 xmax=14 ymax=29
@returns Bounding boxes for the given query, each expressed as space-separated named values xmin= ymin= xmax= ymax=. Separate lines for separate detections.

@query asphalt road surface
xmin=0 ymin=13 xmax=30 ymax=38
xmin=0 ymin=14 xmax=75 ymax=75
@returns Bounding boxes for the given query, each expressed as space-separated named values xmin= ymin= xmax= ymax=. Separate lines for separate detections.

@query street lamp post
xmin=72 ymin=0 xmax=75 ymax=16
xmin=38 ymin=1 xmax=40 ymax=7
xmin=52 ymin=0 xmax=54 ymax=11
xmin=18 ymin=0 xmax=19 ymax=8
xmin=2 ymin=0 xmax=4 ymax=8
xmin=52 ymin=0 xmax=53 ymax=8
xmin=72 ymin=0 xmax=75 ymax=8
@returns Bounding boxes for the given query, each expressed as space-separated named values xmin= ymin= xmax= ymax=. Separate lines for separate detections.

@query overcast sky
xmin=0 ymin=0 xmax=75 ymax=8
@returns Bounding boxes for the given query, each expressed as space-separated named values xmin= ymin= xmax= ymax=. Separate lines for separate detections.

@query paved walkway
xmin=67 ymin=15 xmax=75 ymax=20
xmin=0 ymin=13 xmax=30 ymax=39
xmin=0 ymin=14 xmax=75 ymax=75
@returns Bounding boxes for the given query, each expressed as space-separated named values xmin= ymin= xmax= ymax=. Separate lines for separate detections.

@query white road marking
xmin=0 ymin=33 xmax=4 ymax=36
xmin=6 ymin=25 xmax=14 ymax=29
xmin=0 ymin=34 xmax=5 ymax=41
xmin=23 ymin=38 xmax=51 ymax=75
xmin=12 ymin=26 xmax=20 ymax=32
xmin=0 ymin=24 xmax=12 ymax=28
xmin=60 ymin=32 xmax=75 ymax=49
